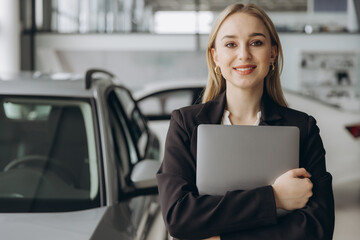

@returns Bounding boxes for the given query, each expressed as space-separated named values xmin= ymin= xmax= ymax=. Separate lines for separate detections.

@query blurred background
xmin=1 ymin=0 xmax=360 ymax=239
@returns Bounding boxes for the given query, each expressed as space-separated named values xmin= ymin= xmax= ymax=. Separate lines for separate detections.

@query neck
xmin=225 ymin=85 xmax=263 ymax=125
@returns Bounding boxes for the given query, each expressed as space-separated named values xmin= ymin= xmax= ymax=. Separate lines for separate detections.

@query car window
xmin=109 ymin=112 xmax=131 ymax=189
xmin=108 ymin=94 xmax=135 ymax=190
xmin=108 ymin=91 xmax=139 ymax=169
xmin=113 ymin=88 xmax=149 ymax=162
xmin=0 ymin=97 xmax=100 ymax=212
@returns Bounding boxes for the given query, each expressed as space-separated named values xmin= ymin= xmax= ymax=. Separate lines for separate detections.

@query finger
xmin=307 ymin=190 xmax=313 ymax=198
xmin=290 ymin=168 xmax=311 ymax=178
xmin=305 ymin=178 xmax=313 ymax=188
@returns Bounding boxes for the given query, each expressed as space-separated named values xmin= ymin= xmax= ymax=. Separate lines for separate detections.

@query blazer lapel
xmin=195 ymin=91 xmax=226 ymax=125
xmin=259 ymin=92 xmax=283 ymax=126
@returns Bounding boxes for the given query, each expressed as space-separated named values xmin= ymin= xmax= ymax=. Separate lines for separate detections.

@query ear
xmin=211 ymin=48 xmax=219 ymax=66
xmin=270 ymin=45 xmax=277 ymax=63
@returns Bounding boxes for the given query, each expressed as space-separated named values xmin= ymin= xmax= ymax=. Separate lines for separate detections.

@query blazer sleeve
xmin=221 ymin=116 xmax=335 ymax=240
xmin=157 ymin=110 xmax=278 ymax=239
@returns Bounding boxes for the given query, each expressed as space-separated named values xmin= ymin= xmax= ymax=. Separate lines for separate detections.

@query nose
xmin=237 ymin=44 xmax=251 ymax=60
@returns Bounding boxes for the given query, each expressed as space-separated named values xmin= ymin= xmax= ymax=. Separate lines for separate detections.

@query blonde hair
xmin=203 ymin=2 xmax=287 ymax=107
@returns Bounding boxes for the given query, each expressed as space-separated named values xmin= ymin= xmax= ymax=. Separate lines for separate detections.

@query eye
xmin=225 ymin=42 xmax=237 ymax=48
xmin=250 ymin=40 xmax=263 ymax=46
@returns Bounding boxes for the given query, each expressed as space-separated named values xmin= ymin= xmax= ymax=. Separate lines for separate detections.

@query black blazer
xmin=157 ymin=91 xmax=335 ymax=240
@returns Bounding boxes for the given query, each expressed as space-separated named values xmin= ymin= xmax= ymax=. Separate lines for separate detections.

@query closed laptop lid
xmin=196 ymin=124 xmax=299 ymax=195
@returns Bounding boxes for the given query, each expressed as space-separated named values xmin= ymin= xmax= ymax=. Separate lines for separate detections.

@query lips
xmin=233 ymin=64 xmax=257 ymax=75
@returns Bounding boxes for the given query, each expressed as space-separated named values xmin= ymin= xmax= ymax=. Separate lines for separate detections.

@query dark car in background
xmin=0 ymin=70 xmax=166 ymax=239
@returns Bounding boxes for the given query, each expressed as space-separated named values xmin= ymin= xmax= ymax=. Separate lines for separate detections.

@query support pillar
xmin=0 ymin=0 xmax=20 ymax=72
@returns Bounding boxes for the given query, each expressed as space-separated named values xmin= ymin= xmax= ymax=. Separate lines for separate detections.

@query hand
xmin=272 ymin=168 xmax=313 ymax=211
xmin=203 ymin=236 xmax=220 ymax=240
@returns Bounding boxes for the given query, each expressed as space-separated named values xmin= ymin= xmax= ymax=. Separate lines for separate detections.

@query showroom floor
xmin=333 ymin=179 xmax=360 ymax=239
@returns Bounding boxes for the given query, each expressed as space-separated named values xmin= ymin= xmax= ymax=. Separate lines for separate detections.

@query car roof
xmin=133 ymin=79 xmax=206 ymax=100
xmin=0 ymin=71 xmax=118 ymax=98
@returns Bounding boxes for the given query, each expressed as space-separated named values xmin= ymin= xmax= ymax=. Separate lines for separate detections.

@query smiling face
xmin=211 ymin=12 xmax=277 ymax=92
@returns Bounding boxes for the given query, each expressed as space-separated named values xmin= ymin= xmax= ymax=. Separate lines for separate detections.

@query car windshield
xmin=0 ymin=97 xmax=100 ymax=212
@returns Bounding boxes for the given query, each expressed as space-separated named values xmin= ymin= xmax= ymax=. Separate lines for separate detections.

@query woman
xmin=157 ymin=3 xmax=335 ymax=240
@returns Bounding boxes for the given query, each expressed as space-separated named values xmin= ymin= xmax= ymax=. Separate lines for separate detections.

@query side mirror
xmin=130 ymin=159 xmax=161 ymax=189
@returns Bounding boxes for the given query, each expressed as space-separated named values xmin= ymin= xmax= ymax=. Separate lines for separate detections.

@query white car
xmin=0 ymin=70 xmax=167 ymax=240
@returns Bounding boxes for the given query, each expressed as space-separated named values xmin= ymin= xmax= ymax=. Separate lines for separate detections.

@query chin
xmin=227 ymin=78 xmax=264 ymax=91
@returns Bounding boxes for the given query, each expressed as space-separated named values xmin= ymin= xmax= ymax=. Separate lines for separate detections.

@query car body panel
xmin=93 ymin=83 xmax=118 ymax=206
xmin=0 ymin=73 xmax=93 ymax=97
xmin=0 ymin=207 xmax=107 ymax=239
xmin=133 ymin=79 xmax=206 ymax=101
xmin=0 ymin=198 xmax=163 ymax=240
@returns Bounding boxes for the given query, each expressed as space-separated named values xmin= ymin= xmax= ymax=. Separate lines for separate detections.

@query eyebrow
xmin=221 ymin=32 xmax=266 ymax=40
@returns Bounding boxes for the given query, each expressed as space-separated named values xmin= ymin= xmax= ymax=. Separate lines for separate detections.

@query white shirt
xmin=221 ymin=110 xmax=262 ymax=126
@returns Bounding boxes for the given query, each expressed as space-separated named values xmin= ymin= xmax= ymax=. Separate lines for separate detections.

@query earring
xmin=271 ymin=62 xmax=275 ymax=72
xmin=214 ymin=66 xmax=222 ymax=76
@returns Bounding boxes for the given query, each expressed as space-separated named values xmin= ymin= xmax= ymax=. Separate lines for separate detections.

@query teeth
xmin=236 ymin=67 xmax=254 ymax=71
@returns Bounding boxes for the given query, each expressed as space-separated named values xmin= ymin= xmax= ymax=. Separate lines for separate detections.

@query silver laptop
xmin=196 ymin=124 xmax=299 ymax=195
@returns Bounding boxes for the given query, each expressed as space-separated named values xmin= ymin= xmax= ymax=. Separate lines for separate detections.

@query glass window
xmin=0 ymin=97 xmax=99 ymax=212
xmin=114 ymin=88 xmax=148 ymax=161
xmin=108 ymin=103 xmax=131 ymax=189
xmin=108 ymin=87 xmax=148 ymax=198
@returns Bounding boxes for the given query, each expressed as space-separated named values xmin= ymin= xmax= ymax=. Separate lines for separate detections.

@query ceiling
xmin=146 ymin=0 xmax=308 ymax=12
